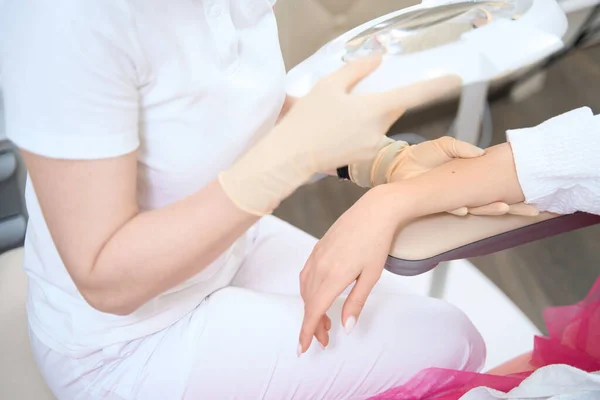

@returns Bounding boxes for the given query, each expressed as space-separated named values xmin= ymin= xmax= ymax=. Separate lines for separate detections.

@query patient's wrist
xmin=366 ymin=183 xmax=420 ymax=225
xmin=377 ymin=142 xmax=527 ymax=219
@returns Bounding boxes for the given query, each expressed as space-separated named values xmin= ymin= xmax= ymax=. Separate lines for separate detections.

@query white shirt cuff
xmin=507 ymin=107 xmax=600 ymax=215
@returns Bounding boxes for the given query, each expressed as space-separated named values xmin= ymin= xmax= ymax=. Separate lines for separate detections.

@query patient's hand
xmin=298 ymin=142 xmax=537 ymax=354
xmin=298 ymin=143 xmax=534 ymax=353
xmin=297 ymin=186 xmax=403 ymax=355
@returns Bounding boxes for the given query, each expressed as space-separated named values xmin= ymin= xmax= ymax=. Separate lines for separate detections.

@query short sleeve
xmin=0 ymin=0 xmax=141 ymax=160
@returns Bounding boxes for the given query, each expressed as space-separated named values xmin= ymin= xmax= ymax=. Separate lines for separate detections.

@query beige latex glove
xmin=218 ymin=56 xmax=463 ymax=216
xmin=349 ymin=137 xmax=539 ymax=216
xmin=349 ymin=136 xmax=483 ymax=187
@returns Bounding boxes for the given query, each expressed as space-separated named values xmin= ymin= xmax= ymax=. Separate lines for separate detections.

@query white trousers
xmin=31 ymin=216 xmax=485 ymax=400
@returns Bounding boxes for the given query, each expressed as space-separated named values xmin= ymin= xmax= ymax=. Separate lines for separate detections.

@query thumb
xmin=435 ymin=137 xmax=485 ymax=158
xmin=328 ymin=54 xmax=383 ymax=92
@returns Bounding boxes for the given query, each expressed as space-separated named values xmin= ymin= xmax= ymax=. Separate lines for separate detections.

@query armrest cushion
xmin=386 ymin=212 xmax=600 ymax=275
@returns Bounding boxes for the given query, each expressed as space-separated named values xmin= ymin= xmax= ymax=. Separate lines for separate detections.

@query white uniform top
xmin=2 ymin=0 xmax=600 ymax=364
xmin=0 ymin=0 xmax=284 ymax=357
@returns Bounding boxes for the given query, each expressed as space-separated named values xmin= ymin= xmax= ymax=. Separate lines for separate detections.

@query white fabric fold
xmin=507 ymin=107 xmax=600 ymax=215
xmin=460 ymin=364 xmax=600 ymax=399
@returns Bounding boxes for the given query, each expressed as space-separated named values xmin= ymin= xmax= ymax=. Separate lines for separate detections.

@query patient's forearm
xmin=377 ymin=142 xmax=525 ymax=219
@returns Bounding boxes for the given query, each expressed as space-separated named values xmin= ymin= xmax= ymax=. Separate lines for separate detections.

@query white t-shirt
xmin=0 ymin=0 xmax=285 ymax=357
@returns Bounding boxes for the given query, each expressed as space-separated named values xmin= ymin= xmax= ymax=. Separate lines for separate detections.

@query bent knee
xmin=371 ymin=295 xmax=486 ymax=374
xmin=418 ymin=298 xmax=486 ymax=372
xmin=202 ymin=286 xmax=303 ymax=343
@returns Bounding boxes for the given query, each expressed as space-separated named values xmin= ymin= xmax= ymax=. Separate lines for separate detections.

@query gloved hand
xmin=218 ymin=55 xmax=463 ymax=216
xmin=348 ymin=137 xmax=539 ymax=217
xmin=348 ymin=136 xmax=483 ymax=187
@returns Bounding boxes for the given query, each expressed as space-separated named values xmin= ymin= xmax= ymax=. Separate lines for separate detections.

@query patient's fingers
xmin=324 ymin=315 xmax=332 ymax=331
xmin=467 ymin=202 xmax=510 ymax=216
xmin=508 ymin=202 xmax=540 ymax=217
xmin=342 ymin=270 xmax=379 ymax=335
xmin=314 ymin=317 xmax=330 ymax=349
xmin=449 ymin=202 xmax=539 ymax=217
xmin=448 ymin=207 xmax=468 ymax=216
xmin=299 ymin=277 xmax=346 ymax=356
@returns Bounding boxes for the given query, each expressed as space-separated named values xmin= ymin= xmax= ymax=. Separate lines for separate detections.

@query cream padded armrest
xmin=386 ymin=212 xmax=600 ymax=276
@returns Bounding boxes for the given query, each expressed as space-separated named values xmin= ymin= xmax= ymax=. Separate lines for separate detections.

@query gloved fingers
xmin=325 ymin=54 xmax=383 ymax=92
xmin=508 ymin=202 xmax=540 ymax=217
xmin=376 ymin=75 xmax=462 ymax=114
xmin=467 ymin=202 xmax=511 ymax=216
xmin=434 ymin=136 xmax=485 ymax=159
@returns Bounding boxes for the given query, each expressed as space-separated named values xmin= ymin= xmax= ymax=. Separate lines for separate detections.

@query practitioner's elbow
xmin=79 ymin=282 xmax=141 ymax=316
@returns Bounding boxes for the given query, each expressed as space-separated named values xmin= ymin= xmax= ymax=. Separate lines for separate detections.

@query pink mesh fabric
xmin=531 ymin=276 xmax=600 ymax=372
xmin=369 ymin=276 xmax=600 ymax=400
xmin=367 ymin=369 xmax=531 ymax=400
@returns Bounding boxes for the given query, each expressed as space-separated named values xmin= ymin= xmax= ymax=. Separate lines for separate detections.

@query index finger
xmin=325 ymin=54 xmax=383 ymax=92
xmin=298 ymin=282 xmax=346 ymax=355
xmin=373 ymin=75 xmax=463 ymax=113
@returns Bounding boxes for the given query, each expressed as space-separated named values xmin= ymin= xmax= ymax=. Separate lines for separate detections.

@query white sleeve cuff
xmin=507 ymin=107 xmax=600 ymax=215
xmin=7 ymin=129 xmax=139 ymax=160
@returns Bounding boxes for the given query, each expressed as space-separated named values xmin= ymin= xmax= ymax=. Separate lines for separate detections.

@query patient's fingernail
xmin=453 ymin=207 xmax=468 ymax=216
xmin=477 ymin=148 xmax=486 ymax=156
xmin=297 ymin=343 xmax=303 ymax=358
xmin=344 ymin=316 xmax=356 ymax=335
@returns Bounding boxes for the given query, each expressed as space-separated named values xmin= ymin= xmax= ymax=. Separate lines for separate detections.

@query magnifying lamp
xmin=284 ymin=0 xmax=600 ymax=277
xmin=285 ymin=0 xmax=568 ymax=96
